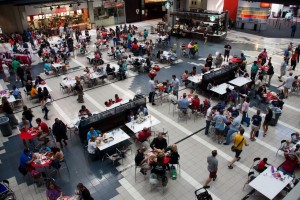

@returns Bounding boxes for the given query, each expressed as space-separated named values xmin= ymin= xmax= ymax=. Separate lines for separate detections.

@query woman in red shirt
xmin=190 ymin=94 xmax=200 ymax=112
xmin=255 ymin=158 xmax=269 ymax=172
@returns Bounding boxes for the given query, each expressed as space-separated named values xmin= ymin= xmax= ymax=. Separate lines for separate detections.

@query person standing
xmin=224 ymin=42 xmax=231 ymax=62
xmin=291 ymin=23 xmax=297 ymax=38
xmin=205 ymin=106 xmax=216 ymax=135
xmin=1 ymin=96 xmax=18 ymax=128
xmin=250 ymin=61 xmax=258 ymax=82
xmin=74 ymin=80 xmax=84 ymax=103
xmin=295 ymin=44 xmax=300 ymax=64
xmin=290 ymin=52 xmax=297 ymax=70
xmin=249 ymin=110 xmax=262 ymax=141
xmin=40 ymin=97 xmax=49 ymax=120
xmin=203 ymin=150 xmax=218 ymax=189
xmin=76 ymin=183 xmax=94 ymax=200
xmin=263 ymin=108 xmax=273 ymax=137
xmin=228 ymin=128 xmax=249 ymax=169
xmin=241 ymin=97 xmax=250 ymax=127
xmin=224 ymin=113 xmax=242 ymax=145
xmin=16 ymin=65 xmax=25 ymax=87
xmin=2 ymin=61 xmax=10 ymax=82
xmin=171 ymin=75 xmax=180 ymax=99
xmin=278 ymin=72 xmax=294 ymax=99
xmin=213 ymin=110 xmax=227 ymax=144
xmin=22 ymin=105 xmax=34 ymax=127
xmin=278 ymin=57 xmax=288 ymax=82
xmin=52 ymin=118 xmax=68 ymax=149
xmin=267 ymin=62 xmax=274 ymax=86
xmin=148 ymin=77 xmax=156 ymax=105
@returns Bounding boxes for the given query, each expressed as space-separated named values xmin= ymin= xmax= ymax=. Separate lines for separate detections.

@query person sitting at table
xmin=25 ymin=80 xmax=33 ymax=94
xmin=227 ymin=106 xmax=239 ymax=117
xmin=131 ymin=42 xmax=139 ymax=53
xmin=137 ymin=105 xmax=148 ymax=116
xmin=201 ymin=64 xmax=210 ymax=74
xmin=178 ymin=93 xmax=189 ymax=112
xmin=106 ymin=64 xmax=116 ymax=78
xmin=214 ymin=101 xmax=225 ymax=112
xmin=278 ymin=152 xmax=300 ymax=177
xmin=256 ymin=84 xmax=267 ymax=102
xmin=181 ymin=70 xmax=189 ymax=88
xmin=87 ymin=137 xmax=99 ymax=161
xmin=206 ymin=54 xmax=213 ymax=69
xmin=150 ymin=133 xmax=167 ymax=152
xmin=114 ymin=94 xmax=123 ymax=103
xmin=18 ymin=117 xmax=30 ymax=132
xmin=30 ymin=85 xmax=39 ymax=99
xmin=254 ymin=158 xmax=270 ymax=173
xmin=165 ymin=144 xmax=180 ymax=165
xmin=135 ymin=146 xmax=149 ymax=175
xmin=87 ymin=127 xmax=101 ymax=142
xmin=79 ymin=105 xmax=92 ymax=117
xmin=190 ymin=66 xmax=197 ymax=76
xmin=127 ymin=110 xmax=137 ymax=122
xmin=39 ymin=143 xmax=51 ymax=153
xmin=49 ymin=147 xmax=64 ymax=169
xmin=189 ymin=94 xmax=200 ymax=113
xmin=291 ymin=132 xmax=300 ymax=144
xmin=76 ymin=183 xmax=94 ymax=200
xmin=254 ymin=75 xmax=264 ymax=91
xmin=150 ymin=153 xmax=168 ymax=186
xmin=19 ymin=148 xmax=35 ymax=173
xmin=46 ymin=180 xmax=62 ymax=200
xmin=36 ymin=118 xmax=50 ymax=142
xmin=282 ymin=140 xmax=291 ymax=153
xmin=168 ymin=91 xmax=178 ymax=103
xmin=12 ymin=85 xmax=21 ymax=99
xmin=136 ymin=127 xmax=152 ymax=143
xmin=35 ymin=76 xmax=44 ymax=86
xmin=44 ymin=62 xmax=52 ymax=75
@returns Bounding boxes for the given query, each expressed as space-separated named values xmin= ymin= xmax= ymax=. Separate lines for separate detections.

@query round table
xmin=31 ymin=157 xmax=52 ymax=168
xmin=19 ymin=128 xmax=40 ymax=140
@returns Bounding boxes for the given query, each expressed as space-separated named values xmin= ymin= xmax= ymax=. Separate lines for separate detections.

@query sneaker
xmin=237 ymin=157 xmax=241 ymax=161
xmin=223 ymin=143 xmax=229 ymax=145
xmin=228 ymin=165 xmax=233 ymax=169
xmin=203 ymin=186 xmax=210 ymax=189
xmin=213 ymin=175 xmax=217 ymax=181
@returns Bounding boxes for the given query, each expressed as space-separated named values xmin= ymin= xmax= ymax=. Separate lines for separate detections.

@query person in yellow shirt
xmin=30 ymin=85 xmax=38 ymax=99
xmin=228 ymin=128 xmax=249 ymax=169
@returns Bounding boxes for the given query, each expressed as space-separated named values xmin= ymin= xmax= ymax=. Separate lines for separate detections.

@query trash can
xmin=0 ymin=117 xmax=12 ymax=137
xmin=269 ymin=107 xmax=282 ymax=126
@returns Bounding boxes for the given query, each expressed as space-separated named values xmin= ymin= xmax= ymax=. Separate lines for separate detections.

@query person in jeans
xmin=278 ymin=57 xmax=288 ymax=82
xmin=228 ymin=129 xmax=249 ymax=169
xmin=263 ymin=108 xmax=273 ymax=137
xmin=171 ymin=75 xmax=180 ymax=99
xmin=223 ymin=113 xmax=241 ymax=145
xmin=241 ymin=97 xmax=250 ymax=127
xmin=205 ymin=106 xmax=216 ymax=135
xmin=203 ymin=150 xmax=218 ymax=189
xmin=148 ymin=77 xmax=156 ymax=105
xmin=250 ymin=110 xmax=262 ymax=141
xmin=213 ymin=110 xmax=227 ymax=144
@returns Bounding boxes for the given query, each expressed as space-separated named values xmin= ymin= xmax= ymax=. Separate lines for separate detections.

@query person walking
xmin=250 ymin=61 xmax=258 ymax=82
xmin=228 ymin=128 xmax=249 ymax=169
xmin=148 ymin=77 xmax=156 ymax=105
xmin=52 ymin=118 xmax=68 ymax=148
xmin=291 ymin=23 xmax=297 ymax=38
xmin=205 ymin=106 xmax=216 ymax=135
xmin=241 ymin=97 xmax=250 ymax=127
xmin=224 ymin=42 xmax=231 ymax=62
xmin=278 ymin=72 xmax=294 ymax=99
xmin=203 ymin=150 xmax=218 ymax=189
xmin=40 ymin=97 xmax=49 ymax=120
xmin=266 ymin=62 xmax=274 ymax=86
xmin=278 ymin=57 xmax=288 ymax=82
xmin=263 ymin=108 xmax=273 ymax=137
xmin=74 ymin=80 xmax=84 ymax=103
xmin=249 ymin=110 xmax=262 ymax=141
xmin=171 ymin=75 xmax=180 ymax=99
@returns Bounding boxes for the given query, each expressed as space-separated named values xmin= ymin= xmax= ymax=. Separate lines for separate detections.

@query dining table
xmin=62 ymin=78 xmax=77 ymax=88
xmin=37 ymin=83 xmax=52 ymax=92
xmin=210 ymin=83 xmax=234 ymax=96
xmin=188 ymin=74 xmax=203 ymax=84
xmin=31 ymin=153 xmax=52 ymax=168
xmin=96 ymin=128 xmax=130 ymax=151
xmin=19 ymin=127 xmax=41 ymax=140
xmin=106 ymin=99 xmax=130 ymax=110
xmin=125 ymin=115 xmax=160 ymax=133
xmin=228 ymin=77 xmax=252 ymax=87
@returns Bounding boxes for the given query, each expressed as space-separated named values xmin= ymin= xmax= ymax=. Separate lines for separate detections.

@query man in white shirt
xmin=279 ymin=72 xmax=294 ymax=99
xmin=205 ymin=107 xmax=216 ymax=135
xmin=171 ymin=75 xmax=180 ymax=98
xmin=87 ymin=136 xmax=99 ymax=160
xmin=148 ymin=77 xmax=156 ymax=105
xmin=126 ymin=55 xmax=133 ymax=65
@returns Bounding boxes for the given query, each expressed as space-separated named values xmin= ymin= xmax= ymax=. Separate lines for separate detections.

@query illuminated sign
xmin=260 ymin=3 xmax=271 ymax=8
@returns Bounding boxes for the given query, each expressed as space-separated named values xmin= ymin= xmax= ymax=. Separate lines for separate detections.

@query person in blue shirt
xmin=224 ymin=113 xmax=242 ymax=145
xmin=12 ymin=85 xmax=21 ymax=99
xmin=213 ymin=110 xmax=227 ymax=144
xmin=137 ymin=105 xmax=148 ymax=116
xmin=87 ymin=127 xmax=101 ymax=141
xmin=19 ymin=149 xmax=34 ymax=172
xmin=39 ymin=143 xmax=51 ymax=153
xmin=178 ymin=93 xmax=189 ymax=110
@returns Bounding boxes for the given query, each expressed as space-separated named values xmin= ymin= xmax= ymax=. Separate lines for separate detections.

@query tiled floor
xmin=0 ymin=19 xmax=300 ymax=200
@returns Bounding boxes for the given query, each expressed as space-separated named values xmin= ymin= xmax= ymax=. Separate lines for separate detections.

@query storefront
xmin=143 ymin=0 xmax=168 ymax=21
xmin=93 ymin=1 xmax=126 ymax=26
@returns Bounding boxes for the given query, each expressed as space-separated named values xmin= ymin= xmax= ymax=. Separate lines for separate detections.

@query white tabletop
xmin=188 ymin=74 xmax=203 ymax=84
xmin=229 ymin=77 xmax=252 ymax=87
xmin=86 ymin=54 xmax=95 ymax=60
xmin=110 ymin=63 xmax=120 ymax=73
xmin=107 ymin=99 xmax=130 ymax=110
xmin=90 ymin=72 xmax=105 ymax=79
xmin=249 ymin=166 xmax=293 ymax=199
xmin=52 ymin=63 xmax=63 ymax=69
xmin=37 ymin=84 xmax=52 ymax=92
xmin=62 ymin=79 xmax=76 ymax=87
xmin=97 ymin=129 xmax=130 ymax=151
xmin=0 ymin=95 xmax=16 ymax=104
xmin=210 ymin=83 xmax=234 ymax=95
xmin=125 ymin=115 xmax=160 ymax=133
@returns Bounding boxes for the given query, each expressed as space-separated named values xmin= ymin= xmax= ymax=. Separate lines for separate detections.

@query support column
xmin=87 ymin=0 xmax=95 ymax=23
xmin=16 ymin=6 xmax=28 ymax=31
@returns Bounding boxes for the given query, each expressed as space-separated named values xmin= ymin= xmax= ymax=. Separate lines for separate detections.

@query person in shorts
xmin=213 ymin=110 xmax=227 ymax=144
xmin=250 ymin=110 xmax=262 ymax=141
xmin=203 ymin=150 xmax=218 ymax=189
xmin=228 ymin=129 xmax=249 ymax=169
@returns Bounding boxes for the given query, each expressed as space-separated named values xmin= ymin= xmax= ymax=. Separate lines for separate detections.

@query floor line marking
xmin=52 ymin=102 xmax=73 ymax=124
xmin=118 ymin=178 xmax=146 ymax=200
xmin=83 ymin=93 xmax=106 ymax=111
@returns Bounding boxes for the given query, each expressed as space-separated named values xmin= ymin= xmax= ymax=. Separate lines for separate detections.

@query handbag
xmin=231 ymin=137 xmax=244 ymax=152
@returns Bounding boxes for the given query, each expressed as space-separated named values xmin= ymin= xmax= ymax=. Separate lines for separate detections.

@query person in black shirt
xmin=224 ymin=42 xmax=232 ymax=62
xmin=22 ymin=105 xmax=34 ymax=127
xmin=76 ymin=183 xmax=94 ymax=200
xmin=150 ymin=133 xmax=167 ymax=152
xmin=263 ymin=108 xmax=273 ymax=137
xmin=1 ymin=96 xmax=18 ymax=128
xmin=52 ymin=118 xmax=68 ymax=148
xmin=135 ymin=146 xmax=148 ymax=175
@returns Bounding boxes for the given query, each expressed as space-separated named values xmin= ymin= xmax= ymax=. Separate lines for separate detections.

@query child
xmin=255 ymin=158 xmax=269 ymax=172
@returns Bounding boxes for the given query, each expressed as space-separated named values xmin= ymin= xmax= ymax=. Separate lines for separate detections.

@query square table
xmin=249 ymin=166 xmax=293 ymax=199
xmin=37 ymin=84 xmax=52 ymax=92
xmin=97 ymin=129 xmax=130 ymax=151
xmin=188 ymin=74 xmax=203 ymax=84
xmin=228 ymin=77 xmax=252 ymax=87
xmin=62 ymin=79 xmax=77 ymax=87
xmin=210 ymin=83 xmax=234 ymax=95
xmin=52 ymin=63 xmax=63 ymax=70
xmin=125 ymin=115 xmax=160 ymax=133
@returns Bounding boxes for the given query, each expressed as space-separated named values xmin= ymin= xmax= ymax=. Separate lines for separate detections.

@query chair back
xmin=253 ymin=157 xmax=261 ymax=162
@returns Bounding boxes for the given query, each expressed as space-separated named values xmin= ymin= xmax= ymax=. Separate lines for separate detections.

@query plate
xmin=103 ymin=137 xmax=114 ymax=143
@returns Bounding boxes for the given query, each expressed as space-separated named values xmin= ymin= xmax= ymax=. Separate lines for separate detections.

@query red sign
xmin=54 ymin=7 xmax=67 ymax=13
xmin=260 ymin=3 xmax=271 ymax=8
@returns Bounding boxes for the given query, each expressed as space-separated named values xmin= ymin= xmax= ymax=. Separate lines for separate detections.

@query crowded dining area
xmin=0 ymin=5 xmax=300 ymax=200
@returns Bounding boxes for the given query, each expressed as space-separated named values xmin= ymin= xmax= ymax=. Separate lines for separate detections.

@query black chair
xmin=291 ymin=133 xmax=298 ymax=144
xmin=276 ymin=140 xmax=287 ymax=156
xmin=249 ymin=157 xmax=261 ymax=173
xmin=243 ymin=171 xmax=256 ymax=190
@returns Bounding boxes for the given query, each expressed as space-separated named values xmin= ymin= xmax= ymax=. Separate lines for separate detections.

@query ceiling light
xmin=69 ymin=4 xmax=73 ymax=7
